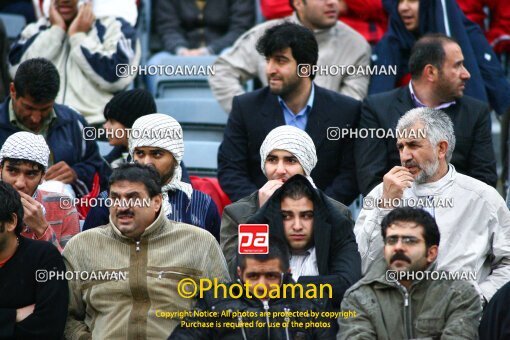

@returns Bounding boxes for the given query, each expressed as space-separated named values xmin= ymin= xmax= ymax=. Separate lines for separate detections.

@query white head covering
xmin=129 ymin=114 xmax=192 ymax=216
xmin=259 ymin=126 xmax=317 ymax=185
xmin=0 ymin=132 xmax=50 ymax=169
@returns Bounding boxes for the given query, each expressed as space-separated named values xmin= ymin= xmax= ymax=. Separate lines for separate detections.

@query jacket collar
xmin=109 ymin=206 xmax=167 ymax=242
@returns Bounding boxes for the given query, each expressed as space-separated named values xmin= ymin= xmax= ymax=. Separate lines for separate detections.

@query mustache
xmin=390 ymin=251 xmax=411 ymax=264
xmin=116 ymin=211 xmax=134 ymax=218
xmin=402 ymin=160 xmax=419 ymax=168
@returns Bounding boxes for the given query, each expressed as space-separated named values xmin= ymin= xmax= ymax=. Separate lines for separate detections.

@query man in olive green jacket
xmin=339 ymin=207 xmax=482 ymax=339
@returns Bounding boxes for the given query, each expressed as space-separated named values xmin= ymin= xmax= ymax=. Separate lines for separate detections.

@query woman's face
xmin=398 ymin=0 xmax=420 ymax=32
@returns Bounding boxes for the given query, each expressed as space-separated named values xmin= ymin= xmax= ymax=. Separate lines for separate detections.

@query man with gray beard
xmin=354 ymin=107 xmax=510 ymax=304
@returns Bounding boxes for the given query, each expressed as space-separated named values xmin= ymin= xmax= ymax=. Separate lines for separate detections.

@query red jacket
xmin=457 ymin=0 xmax=510 ymax=53
xmin=260 ymin=0 xmax=387 ymax=44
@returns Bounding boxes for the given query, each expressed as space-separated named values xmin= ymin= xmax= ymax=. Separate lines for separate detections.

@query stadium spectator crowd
xmin=1 ymin=0 xmax=510 ymax=338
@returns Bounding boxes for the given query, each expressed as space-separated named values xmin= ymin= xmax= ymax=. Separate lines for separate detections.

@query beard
xmin=402 ymin=156 xmax=440 ymax=184
xmin=160 ymin=165 xmax=176 ymax=185
xmin=268 ymin=75 xmax=301 ymax=99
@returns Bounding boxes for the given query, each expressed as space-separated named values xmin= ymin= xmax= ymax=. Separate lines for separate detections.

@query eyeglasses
xmin=384 ymin=235 xmax=422 ymax=246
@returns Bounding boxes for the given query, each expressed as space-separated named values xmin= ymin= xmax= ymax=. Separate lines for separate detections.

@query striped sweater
xmin=63 ymin=208 xmax=230 ymax=339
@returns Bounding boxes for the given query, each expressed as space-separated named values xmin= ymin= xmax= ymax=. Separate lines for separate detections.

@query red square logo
xmin=238 ymin=224 xmax=269 ymax=254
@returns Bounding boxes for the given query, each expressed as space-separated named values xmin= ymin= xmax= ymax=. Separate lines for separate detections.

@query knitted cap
xmin=104 ymin=89 xmax=157 ymax=128
xmin=260 ymin=125 xmax=317 ymax=176
xmin=0 ymin=132 xmax=50 ymax=169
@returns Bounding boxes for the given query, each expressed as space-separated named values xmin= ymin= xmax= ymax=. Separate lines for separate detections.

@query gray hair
xmin=396 ymin=107 xmax=456 ymax=162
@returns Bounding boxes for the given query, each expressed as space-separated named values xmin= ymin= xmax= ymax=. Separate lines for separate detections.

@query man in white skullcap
xmin=0 ymin=132 xmax=80 ymax=251
xmin=82 ymin=114 xmax=221 ymax=241
xmin=220 ymin=125 xmax=353 ymax=278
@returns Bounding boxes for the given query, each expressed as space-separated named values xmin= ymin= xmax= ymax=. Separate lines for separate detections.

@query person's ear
xmin=5 ymin=213 xmax=17 ymax=233
xmin=152 ymin=194 xmax=162 ymax=213
xmin=237 ymin=266 xmax=242 ymax=279
xmin=426 ymin=245 xmax=438 ymax=263
xmin=9 ymin=83 xmax=16 ymax=99
xmin=437 ymin=140 xmax=448 ymax=161
xmin=423 ymin=64 xmax=439 ymax=82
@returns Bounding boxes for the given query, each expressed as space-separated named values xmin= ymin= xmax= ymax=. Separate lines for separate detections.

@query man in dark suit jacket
xmin=218 ymin=22 xmax=360 ymax=205
xmin=356 ymin=34 xmax=496 ymax=195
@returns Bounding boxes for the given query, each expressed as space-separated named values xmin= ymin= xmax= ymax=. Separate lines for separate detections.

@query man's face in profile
xmin=266 ymin=48 xmax=303 ymax=99
xmin=238 ymin=258 xmax=284 ymax=300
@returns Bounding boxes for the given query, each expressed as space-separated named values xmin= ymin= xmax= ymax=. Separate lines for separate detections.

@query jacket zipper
xmin=395 ymin=281 xmax=413 ymax=339
xmin=262 ymin=300 xmax=270 ymax=339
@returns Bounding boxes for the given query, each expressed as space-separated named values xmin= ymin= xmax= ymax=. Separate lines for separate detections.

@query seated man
xmin=356 ymin=34 xmax=497 ymax=194
xmin=0 ymin=181 xmax=68 ymax=339
xmin=221 ymin=125 xmax=352 ymax=278
xmin=248 ymin=174 xmax=361 ymax=309
xmin=340 ymin=207 xmax=482 ymax=339
xmin=63 ymin=163 xmax=229 ymax=339
xmin=8 ymin=0 xmax=140 ymax=125
xmin=355 ymin=107 xmax=510 ymax=301
xmin=0 ymin=58 xmax=106 ymax=197
xmin=209 ymin=0 xmax=370 ymax=113
xmin=218 ymin=23 xmax=360 ymax=205
xmin=83 ymin=114 xmax=220 ymax=240
xmin=0 ymin=132 xmax=80 ymax=251
xmin=154 ymin=0 xmax=255 ymax=56
xmin=168 ymin=237 xmax=336 ymax=339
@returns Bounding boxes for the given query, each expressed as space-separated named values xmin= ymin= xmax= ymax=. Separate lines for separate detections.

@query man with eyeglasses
xmin=339 ymin=207 xmax=482 ymax=339
xmin=354 ymin=107 xmax=510 ymax=304
xmin=168 ymin=236 xmax=336 ymax=339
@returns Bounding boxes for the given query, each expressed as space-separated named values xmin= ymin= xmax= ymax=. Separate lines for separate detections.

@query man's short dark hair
xmin=280 ymin=175 xmax=314 ymax=201
xmin=108 ymin=163 xmax=162 ymax=198
xmin=13 ymin=58 xmax=60 ymax=103
xmin=0 ymin=181 xmax=24 ymax=236
xmin=381 ymin=207 xmax=440 ymax=248
xmin=1 ymin=158 xmax=45 ymax=174
xmin=256 ymin=22 xmax=318 ymax=79
xmin=238 ymin=236 xmax=290 ymax=273
xmin=409 ymin=34 xmax=458 ymax=80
